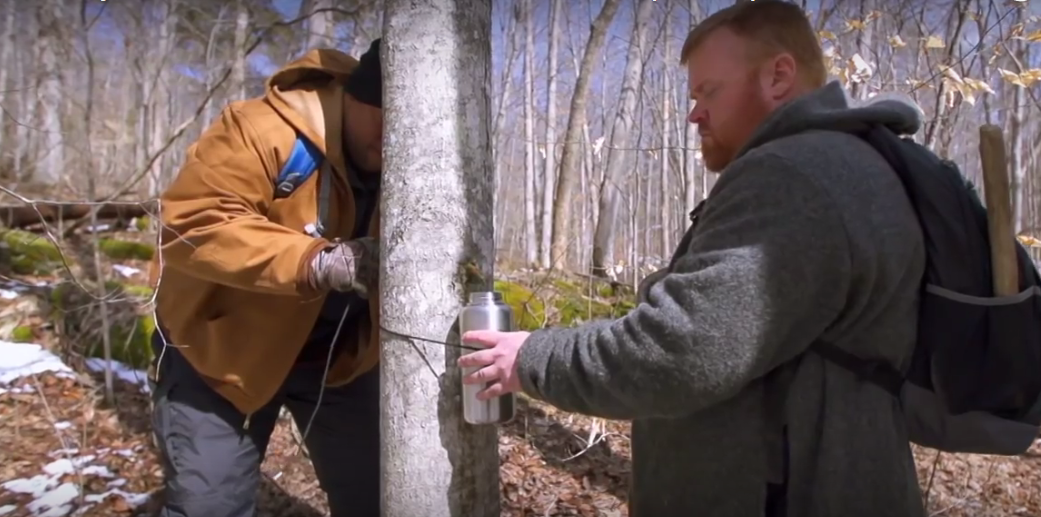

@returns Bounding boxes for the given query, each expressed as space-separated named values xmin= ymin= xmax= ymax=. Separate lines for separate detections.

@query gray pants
xmin=149 ymin=334 xmax=379 ymax=517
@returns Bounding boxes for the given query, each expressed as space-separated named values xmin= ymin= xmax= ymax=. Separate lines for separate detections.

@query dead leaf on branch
xmin=1021 ymin=29 xmax=1041 ymax=42
xmin=925 ymin=35 xmax=947 ymax=49
xmin=997 ymin=68 xmax=1041 ymax=88
xmin=938 ymin=66 xmax=994 ymax=107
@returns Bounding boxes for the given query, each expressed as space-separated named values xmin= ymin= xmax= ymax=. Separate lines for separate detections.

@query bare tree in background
xmin=36 ymin=0 xmax=65 ymax=185
xmin=538 ymin=0 xmax=563 ymax=269
xmin=379 ymin=0 xmax=499 ymax=515
xmin=522 ymin=0 xmax=538 ymax=267
xmin=549 ymin=0 xmax=621 ymax=269
xmin=591 ymin=0 xmax=656 ymax=278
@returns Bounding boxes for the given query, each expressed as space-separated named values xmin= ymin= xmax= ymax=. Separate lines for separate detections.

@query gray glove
xmin=307 ymin=237 xmax=380 ymax=297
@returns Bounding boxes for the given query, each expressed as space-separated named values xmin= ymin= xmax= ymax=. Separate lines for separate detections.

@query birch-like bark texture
xmin=379 ymin=0 xmax=499 ymax=516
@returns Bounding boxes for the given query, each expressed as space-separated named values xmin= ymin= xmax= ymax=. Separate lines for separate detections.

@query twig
xmin=30 ymin=375 xmax=87 ymax=509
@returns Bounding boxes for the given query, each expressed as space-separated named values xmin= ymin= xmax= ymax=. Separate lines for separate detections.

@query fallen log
xmin=0 ymin=201 xmax=157 ymax=229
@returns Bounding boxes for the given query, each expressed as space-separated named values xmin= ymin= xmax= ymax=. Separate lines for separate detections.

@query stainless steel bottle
xmin=459 ymin=291 xmax=516 ymax=425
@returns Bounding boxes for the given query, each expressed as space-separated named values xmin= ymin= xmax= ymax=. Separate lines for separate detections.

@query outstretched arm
xmin=516 ymin=151 xmax=852 ymax=420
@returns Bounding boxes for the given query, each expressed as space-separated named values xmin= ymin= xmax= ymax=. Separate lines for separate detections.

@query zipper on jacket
xmin=243 ymin=413 xmax=252 ymax=430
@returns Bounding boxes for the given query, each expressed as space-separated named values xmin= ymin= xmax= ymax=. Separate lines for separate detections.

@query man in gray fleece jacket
xmin=460 ymin=2 xmax=927 ymax=516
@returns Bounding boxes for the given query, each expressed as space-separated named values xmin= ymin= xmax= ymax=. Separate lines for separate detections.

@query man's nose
xmin=688 ymin=105 xmax=705 ymax=125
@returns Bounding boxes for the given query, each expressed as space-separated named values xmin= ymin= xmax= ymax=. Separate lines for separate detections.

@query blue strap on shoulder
xmin=274 ymin=134 xmax=323 ymax=198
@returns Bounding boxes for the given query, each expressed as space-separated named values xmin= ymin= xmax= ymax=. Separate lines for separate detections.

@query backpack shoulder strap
xmin=809 ymin=339 xmax=904 ymax=396
xmin=274 ymin=134 xmax=323 ymax=199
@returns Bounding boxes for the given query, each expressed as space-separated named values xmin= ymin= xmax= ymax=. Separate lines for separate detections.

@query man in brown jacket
xmin=148 ymin=39 xmax=384 ymax=517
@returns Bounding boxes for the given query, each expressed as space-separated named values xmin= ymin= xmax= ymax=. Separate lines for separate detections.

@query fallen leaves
xmin=1 ymin=367 xmax=1040 ymax=516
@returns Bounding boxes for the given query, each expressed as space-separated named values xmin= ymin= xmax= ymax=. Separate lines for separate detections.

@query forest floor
xmin=3 ymin=341 xmax=1040 ymax=517
xmin=0 ymin=259 xmax=1039 ymax=516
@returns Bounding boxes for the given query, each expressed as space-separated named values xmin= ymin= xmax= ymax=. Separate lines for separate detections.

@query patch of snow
xmin=111 ymin=448 xmax=136 ymax=458
xmin=2 ymin=451 xmax=149 ymax=516
xmin=83 ymin=358 xmax=150 ymax=394
xmin=0 ymin=342 xmax=74 ymax=387
xmin=0 ymin=289 xmax=18 ymax=300
xmin=80 ymin=465 xmax=114 ymax=478
xmin=0 ymin=341 xmax=151 ymax=515
xmin=43 ymin=456 xmax=96 ymax=476
xmin=1 ymin=474 xmax=79 ymax=517
xmin=53 ymin=421 xmax=72 ymax=431
xmin=83 ymin=488 xmax=150 ymax=507
xmin=28 ymin=482 xmax=78 ymax=517
xmin=111 ymin=264 xmax=141 ymax=278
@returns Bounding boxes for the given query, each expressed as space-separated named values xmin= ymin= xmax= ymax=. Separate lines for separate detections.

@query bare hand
xmin=458 ymin=330 xmax=530 ymax=400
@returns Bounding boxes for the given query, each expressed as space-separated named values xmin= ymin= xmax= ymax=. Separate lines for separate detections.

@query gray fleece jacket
xmin=517 ymin=81 xmax=928 ymax=517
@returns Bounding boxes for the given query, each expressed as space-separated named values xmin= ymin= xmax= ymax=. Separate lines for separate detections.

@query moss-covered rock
xmin=47 ymin=282 xmax=155 ymax=369
xmin=11 ymin=325 xmax=34 ymax=342
xmin=1 ymin=229 xmax=62 ymax=274
xmin=99 ymin=238 xmax=154 ymax=261
xmin=133 ymin=216 xmax=151 ymax=232
xmin=493 ymin=275 xmax=636 ymax=329
xmin=493 ymin=279 xmax=546 ymax=331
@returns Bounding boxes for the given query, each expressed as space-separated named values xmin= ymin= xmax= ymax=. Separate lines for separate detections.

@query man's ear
xmin=766 ymin=53 xmax=798 ymax=100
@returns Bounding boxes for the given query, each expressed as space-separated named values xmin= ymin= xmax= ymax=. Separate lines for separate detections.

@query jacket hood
xmin=736 ymin=80 xmax=924 ymax=161
xmin=265 ymin=48 xmax=359 ymax=94
xmin=263 ymin=49 xmax=358 ymax=170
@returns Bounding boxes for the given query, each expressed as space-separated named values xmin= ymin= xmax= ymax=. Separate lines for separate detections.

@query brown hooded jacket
xmin=149 ymin=49 xmax=381 ymax=419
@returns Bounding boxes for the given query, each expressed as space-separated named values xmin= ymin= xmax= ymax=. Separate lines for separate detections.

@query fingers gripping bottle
xmin=459 ymin=291 xmax=517 ymax=425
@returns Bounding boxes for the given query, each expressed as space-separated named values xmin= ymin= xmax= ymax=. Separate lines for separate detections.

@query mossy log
xmin=44 ymin=281 xmax=155 ymax=369
xmin=0 ymin=229 xmax=155 ymax=274
xmin=98 ymin=238 xmax=155 ymax=261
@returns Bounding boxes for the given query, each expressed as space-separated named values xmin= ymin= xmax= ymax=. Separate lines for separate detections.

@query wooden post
xmin=978 ymin=124 xmax=1020 ymax=296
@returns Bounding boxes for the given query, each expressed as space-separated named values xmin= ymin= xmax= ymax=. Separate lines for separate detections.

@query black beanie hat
xmin=345 ymin=38 xmax=382 ymax=109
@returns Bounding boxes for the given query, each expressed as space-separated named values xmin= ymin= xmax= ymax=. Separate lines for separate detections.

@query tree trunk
xmin=0 ymin=1 xmax=15 ymax=164
xmin=232 ymin=0 xmax=251 ymax=100
xmin=522 ymin=0 xmax=538 ymax=267
xmin=379 ymin=0 xmax=499 ymax=515
xmin=306 ymin=0 xmax=336 ymax=50
xmin=549 ymin=0 xmax=621 ymax=269
xmin=35 ymin=0 xmax=64 ymax=185
xmin=660 ymin=7 xmax=673 ymax=256
xmin=539 ymin=0 xmax=563 ymax=269
xmin=591 ymin=0 xmax=655 ymax=277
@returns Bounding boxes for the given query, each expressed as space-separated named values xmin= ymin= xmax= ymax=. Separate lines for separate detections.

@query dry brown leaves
xmin=1 ymin=370 xmax=1039 ymax=517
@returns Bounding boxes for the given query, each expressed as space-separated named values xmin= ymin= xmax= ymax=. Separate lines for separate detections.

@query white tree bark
xmin=522 ymin=0 xmax=538 ymax=267
xmin=306 ymin=0 xmax=336 ymax=50
xmin=591 ymin=0 xmax=655 ymax=276
xmin=539 ymin=0 xmax=563 ymax=270
xmin=379 ymin=0 xmax=499 ymax=516
xmin=36 ymin=0 xmax=64 ymax=185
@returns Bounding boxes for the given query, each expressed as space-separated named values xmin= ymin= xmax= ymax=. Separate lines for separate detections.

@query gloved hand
xmin=307 ymin=237 xmax=380 ymax=297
